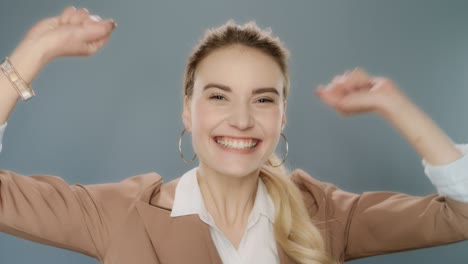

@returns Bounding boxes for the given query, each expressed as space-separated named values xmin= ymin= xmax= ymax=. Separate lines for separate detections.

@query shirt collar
xmin=170 ymin=167 xmax=275 ymax=224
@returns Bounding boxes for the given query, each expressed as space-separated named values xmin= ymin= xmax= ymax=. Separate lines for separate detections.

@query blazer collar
xmin=170 ymin=167 xmax=276 ymax=225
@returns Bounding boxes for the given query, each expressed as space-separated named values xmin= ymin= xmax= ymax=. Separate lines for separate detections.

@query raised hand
xmin=9 ymin=6 xmax=116 ymax=84
xmin=314 ymin=68 xmax=406 ymax=116
xmin=20 ymin=6 xmax=115 ymax=60
xmin=0 ymin=7 xmax=116 ymax=123
xmin=315 ymin=68 xmax=462 ymax=165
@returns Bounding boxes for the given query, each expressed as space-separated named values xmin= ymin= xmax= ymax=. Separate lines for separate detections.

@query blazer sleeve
xmin=0 ymin=169 xmax=162 ymax=261
xmin=291 ymin=170 xmax=468 ymax=261
xmin=334 ymin=187 xmax=468 ymax=260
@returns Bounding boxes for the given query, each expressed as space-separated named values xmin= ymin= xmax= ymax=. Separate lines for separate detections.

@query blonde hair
xmin=184 ymin=21 xmax=334 ymax=264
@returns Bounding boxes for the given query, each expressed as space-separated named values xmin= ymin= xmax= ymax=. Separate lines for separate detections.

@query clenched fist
xmin=25 ymin=6 xmax=115 ymax=59
xmin=315 ymin=68 xmax=407 ymax=116
xmin=9 ymin=6 xmax=116 ymax=83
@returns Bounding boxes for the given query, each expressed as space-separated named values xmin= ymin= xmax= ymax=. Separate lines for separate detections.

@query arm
xmin=0 ymin=6 xmax=115 ymax=124
xmin=315 ymin=69 xmax=467 ymax=202
xmin=378 ymin=80 xmax=462 ymax=165
xmin=313 ymin=69 xmax=468 ymax=259
xmin=423 ymin=144 xmax=468 ymax=202
xmin=316 ymin=69 xmax=462 ymax=165
xmin=293 ymin=170 xmax=468 ymax=261
xmin=0 ymin=170 xmax=107 ymax=259
xmin=335 ymin=185 xmax=468 ymax=260
xmin=0 ymin=169 xmax=163 ymax=261
xmin=0 ymin=6 xmax=116 ymax=258
xmin=0 ymin=7 xmax=114 ymax=152
xmin=377 ymin=79 xmax=467 ymax=202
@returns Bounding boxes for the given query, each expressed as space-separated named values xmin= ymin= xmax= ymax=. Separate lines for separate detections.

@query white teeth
xmin=215 ymin=137 xmax=258 ymax=150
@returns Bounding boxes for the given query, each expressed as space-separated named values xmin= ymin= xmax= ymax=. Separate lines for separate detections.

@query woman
xmin=0 ymin=7 xmax=467 ymax=264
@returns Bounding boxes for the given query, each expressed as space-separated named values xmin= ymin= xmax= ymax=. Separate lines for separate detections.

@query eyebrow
xmin=203 ymin=83 xmax=279 ymax=95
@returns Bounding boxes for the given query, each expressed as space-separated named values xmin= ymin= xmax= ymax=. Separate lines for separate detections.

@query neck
xmin=197 ymin=164 xmax=259 ymax=227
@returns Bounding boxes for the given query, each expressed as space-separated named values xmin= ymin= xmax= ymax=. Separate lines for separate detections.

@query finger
xmin=69 ymin=8 xmax=89 ymax=25
xmin=335 ymin=91 xmax=375 ymax=115
xmin=357 ymin=81 xmax=373 ymax=89
xmin=330 ymin=76 xmax=352 ymax=98
xmin=315 ymin=88 xmax=335 ymax=106
xmin=85 ymin=33 xmax=112 ymax=55
xmin=60 ymin=6 xmax=77 ymax=24
xmin=369 ymin=77 xmax=390 ymax=92
xmin=347 ymin=68 xmax=371 ymax=87
xmin=316 ymin=83 xmax=346 ymax=107
xmin=81 ymin=19 xmax=115 ymax=42
xmin=94 ymin=35 xmax=111 ymax=49
xmin=314 ymin=85 xmax=326 ymax=95
xmin=87 ymin=14 xmax=103 ymax=23
xmin=316 ymin=72 xmax=354 ymax=103
xmin=33 ymin=16 xmax=60 ymax=31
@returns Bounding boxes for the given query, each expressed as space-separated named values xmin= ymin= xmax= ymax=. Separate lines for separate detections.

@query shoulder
xmin=109 ymin=172 xmax=180 ymax=210
xmin=119 ymin=172 xmax=164 ymax=194
xmin=78 ymin=172 xmax=164 ymax=205
xmin=289 ymin=169 xmax=336 ymax=196
xmin=288 ymin=169 xmax=360 ymax=216
xmin=287 ymin=169 xmax=331 ymax=216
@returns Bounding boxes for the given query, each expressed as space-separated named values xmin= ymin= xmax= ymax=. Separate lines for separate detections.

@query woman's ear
xmin=281 ymin=100 xmax=287 ymax=131
xmin=182 ymin=96 xmax=192 ymax=131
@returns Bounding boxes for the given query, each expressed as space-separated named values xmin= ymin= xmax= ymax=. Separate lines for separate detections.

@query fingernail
xmin=104 ymin=19 xmax=117 ymax=29
xmin=90 ymin=15 xmax=102 ymax=22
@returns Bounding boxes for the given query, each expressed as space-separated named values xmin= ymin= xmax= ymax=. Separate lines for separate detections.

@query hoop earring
xmin=268 ymin=132 xmax=288 ymax=167
xmin=178 ymin=128 xmax=197 ymax=164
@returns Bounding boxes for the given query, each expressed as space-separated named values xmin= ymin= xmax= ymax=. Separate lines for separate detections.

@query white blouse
xmin=171 ymin=167 xmax=278 ymax=264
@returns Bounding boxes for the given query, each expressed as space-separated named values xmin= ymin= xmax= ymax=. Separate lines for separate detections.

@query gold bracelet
xmin=0 ymin=57 xmax=35 ymax=101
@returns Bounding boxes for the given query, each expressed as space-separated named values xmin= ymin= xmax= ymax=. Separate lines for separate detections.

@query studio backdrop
xmin=0 ymin=0 xmax=467 ymax=263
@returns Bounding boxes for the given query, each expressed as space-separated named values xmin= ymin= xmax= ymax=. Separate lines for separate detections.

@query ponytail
xmin=259 ymin=154 xmax=335 ymax=264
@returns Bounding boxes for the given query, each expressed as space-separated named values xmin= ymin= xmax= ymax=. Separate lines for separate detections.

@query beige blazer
xmin=0 ymin=168 xmax=467 ymax=263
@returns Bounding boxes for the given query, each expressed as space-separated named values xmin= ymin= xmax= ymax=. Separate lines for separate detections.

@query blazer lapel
xmin=135 ymin=177 xmax=223 ymax=264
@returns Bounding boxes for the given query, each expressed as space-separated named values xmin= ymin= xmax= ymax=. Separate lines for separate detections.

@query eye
xmin=209 ymin=94 xmax=227 ymax=101
xmin=256 ymin=98 xmax=275 ymax=103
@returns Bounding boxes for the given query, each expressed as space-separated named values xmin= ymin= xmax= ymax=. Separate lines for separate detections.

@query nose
xmin=228 ymin=103 xmax=255 ymax=130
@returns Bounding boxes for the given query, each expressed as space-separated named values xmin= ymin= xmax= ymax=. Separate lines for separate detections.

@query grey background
xmin=1 ymin=0 xmax=467 ymax=263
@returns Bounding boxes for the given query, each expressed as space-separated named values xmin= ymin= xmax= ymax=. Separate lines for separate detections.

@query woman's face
xmin=183 ymin=45 xmax=286 ymax=178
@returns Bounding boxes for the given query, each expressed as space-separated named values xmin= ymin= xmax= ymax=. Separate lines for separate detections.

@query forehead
xmin=194 ymin=45 xmax=284 ymax=94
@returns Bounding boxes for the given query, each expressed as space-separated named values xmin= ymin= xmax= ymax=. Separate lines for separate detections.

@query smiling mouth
xmin=213 ymin=136 xmax=260 ymax=150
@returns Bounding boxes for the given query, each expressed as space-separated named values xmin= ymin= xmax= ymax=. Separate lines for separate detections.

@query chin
xmin=200 ymin=158 xmax=262 ymax=179
xmin=218 ymin=165 xmax=260 ymax=178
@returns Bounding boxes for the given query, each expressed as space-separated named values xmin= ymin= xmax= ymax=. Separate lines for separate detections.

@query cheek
xmin=258 ymin=109 xmax=284 ymax=149
xmin=190 ymin=100 xmax=219 ymax=138
xmin=255 ymin=108 xmax=283 ymax=130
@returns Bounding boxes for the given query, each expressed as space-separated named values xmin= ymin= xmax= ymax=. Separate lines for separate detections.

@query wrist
xmin=8 ymin=40 xmax=49 ymax=85
xmin=376 ymin=90 xmax=414 ymax=120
